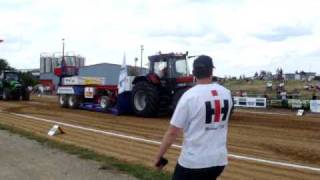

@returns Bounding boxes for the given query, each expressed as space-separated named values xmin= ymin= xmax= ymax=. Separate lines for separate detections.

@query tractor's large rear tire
xmin=59 ymin=94 xmax=69 ymax=108
xmin=68 ymin=95 xmax=81 ymax=109
xmin=132 ymin=81 xmax=159 ymax=117
xmin=170 ymin=87 xmax=189 ymax=113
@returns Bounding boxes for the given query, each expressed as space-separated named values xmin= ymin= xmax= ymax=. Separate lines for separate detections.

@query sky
xmin=0 ymin=0 xmax=320 ymax=77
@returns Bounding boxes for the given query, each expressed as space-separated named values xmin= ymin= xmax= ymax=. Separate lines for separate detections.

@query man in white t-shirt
xmin=154 ymin=55 xmax=233 ymax=180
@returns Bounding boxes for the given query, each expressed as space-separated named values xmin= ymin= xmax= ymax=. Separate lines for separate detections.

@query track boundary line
xmin=7 ymin=112 xmax=320 ymax=173
xmin=235 ymin=110 xmax=291 ymax=116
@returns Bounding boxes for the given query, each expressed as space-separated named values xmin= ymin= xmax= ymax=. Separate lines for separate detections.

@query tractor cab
xmin=1 ymin=71 xmax=20 ymax=81
xmin=148 ymin=52 xmax=194 ymax=89
xmin=149 ymin=52 xmax=190 ymax=80
xmin=131 ymin=52 xmax=194 ymax=117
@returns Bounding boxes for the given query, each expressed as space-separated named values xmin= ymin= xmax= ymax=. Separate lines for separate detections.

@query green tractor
xmin=0 ymin=71 xmax=30 ymax=101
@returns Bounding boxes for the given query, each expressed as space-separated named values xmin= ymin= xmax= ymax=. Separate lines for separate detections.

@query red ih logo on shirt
xmin=205 ymin=90 xmax=230 ymax=124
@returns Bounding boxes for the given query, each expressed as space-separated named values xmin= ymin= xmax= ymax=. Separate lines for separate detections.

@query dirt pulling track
xmin=0 ymin=96 xmax=320 ymax=179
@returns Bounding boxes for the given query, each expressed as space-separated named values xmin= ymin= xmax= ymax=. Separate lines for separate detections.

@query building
xmin=39 ymin=53 xmax=85 ymax=90
xmin=40 ymin=53 xmax=85 ymax=74
xmin=294 ymin=74 xmax=301 ymax=80
xmin=284 ymin=73 xmax=295 ymax=80
xmin=284 ymin=72 xmax=316 ymax=81
xmin=39 ymin=53 xmax=148 ymax=91
xmin=263 ymin=72 xmax=273 ymax=81
xmin=304 ymin=72 xmax=316 ymax=81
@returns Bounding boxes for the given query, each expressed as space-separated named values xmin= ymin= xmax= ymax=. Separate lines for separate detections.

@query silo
xmin=45 ymin=57 xmax=52 ymax=73
xmin=40 ymin=53 xmax=86 ymax=91
xmin=40 ymin=56 xmax=45 ymax=73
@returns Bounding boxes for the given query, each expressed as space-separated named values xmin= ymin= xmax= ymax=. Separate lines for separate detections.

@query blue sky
xmin=0 ymin=0 xmax=320 ymax=77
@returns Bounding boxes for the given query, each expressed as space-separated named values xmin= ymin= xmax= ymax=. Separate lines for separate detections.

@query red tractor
xmin=131 ymin=52 xmax=194 ymax=117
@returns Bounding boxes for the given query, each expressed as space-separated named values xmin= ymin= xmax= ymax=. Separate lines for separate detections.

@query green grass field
xmin=222 ymin=80 xmax=319 ymax=100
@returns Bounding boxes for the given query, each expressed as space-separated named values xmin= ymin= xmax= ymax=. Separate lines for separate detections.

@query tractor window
xmin=175 ymin=59 xmax=188 ymax=77
xmin=154 ymin=61 xmax=167 ymax=78
xmin=5 ymin=73 xmax=19 ymax=81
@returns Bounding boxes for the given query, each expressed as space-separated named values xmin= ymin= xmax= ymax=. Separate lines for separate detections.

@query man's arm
xmin=154 ymin=125 xmax=182 ymax=169
xmin=230 ymin=95 xmax=234 ymax=118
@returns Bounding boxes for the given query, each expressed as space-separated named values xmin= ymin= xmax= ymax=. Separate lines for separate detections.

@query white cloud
xmin=0 ymin=0 xmax=320 ymax=77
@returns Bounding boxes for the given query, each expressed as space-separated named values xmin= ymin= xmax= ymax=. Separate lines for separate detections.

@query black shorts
xmin=172 ymin=163 xmax=225 ymax=180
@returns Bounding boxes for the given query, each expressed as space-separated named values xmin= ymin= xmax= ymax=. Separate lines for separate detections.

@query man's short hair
xmin=192 ymin=55 xmax=214 ymax=79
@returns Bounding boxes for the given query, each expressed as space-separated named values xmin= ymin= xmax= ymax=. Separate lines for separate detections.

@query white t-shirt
xmin=170 ymin=83 xmax=233 ymax=169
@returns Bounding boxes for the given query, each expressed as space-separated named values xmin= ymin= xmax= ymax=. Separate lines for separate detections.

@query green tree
xmin=0 ymin=58 xmax=14 ymax=71
xmin=20 ymin=72 xmax=39 ymax=86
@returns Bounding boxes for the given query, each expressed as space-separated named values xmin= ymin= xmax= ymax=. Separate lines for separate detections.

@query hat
xmin=193 ymin=55 xmax=214 ymax=69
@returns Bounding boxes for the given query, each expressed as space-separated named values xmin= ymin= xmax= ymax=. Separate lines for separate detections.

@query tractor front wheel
xmin=132 ymin=81 xmax=159 ymax=117
xmin=3 ymin=88 xmax=11 ymax=101
xmin=59 ymin=94 xmax=69 ymax=108
xmin=68 ymin=95 xmax=81 ymax=109
xmin=171 ymin=87 xmax=189 ymax=112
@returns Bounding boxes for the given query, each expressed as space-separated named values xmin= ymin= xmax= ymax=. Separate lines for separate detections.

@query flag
xmin=118 ymin=53 xmax=129 ymax=94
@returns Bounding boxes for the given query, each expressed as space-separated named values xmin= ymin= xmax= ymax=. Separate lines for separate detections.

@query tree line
xmin=253 ymin=68 xmax=284 ymax=81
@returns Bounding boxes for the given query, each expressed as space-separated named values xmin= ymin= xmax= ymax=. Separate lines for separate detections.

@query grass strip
xmin=0 ymin=123 xmax=171 ymax=180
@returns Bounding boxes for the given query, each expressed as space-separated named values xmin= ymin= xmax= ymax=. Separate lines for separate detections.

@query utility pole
xmin=134 ymin=57 xmax=138 ymax=67
xmin=62 ymin=38 xmax=65 ymax=64
xmin=59 ymin=38 xmax=65 ymax=86
xmin=140 ymin=45 xmax=144 ymax=74
xmin=134 ymin=57 xmax=138 ymax=76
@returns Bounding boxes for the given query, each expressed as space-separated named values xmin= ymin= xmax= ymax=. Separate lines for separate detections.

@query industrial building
xmin=39 ymin=53 xmax=85 ymax=91
xmin=39 ymin=53 xmax=147 ymax=92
